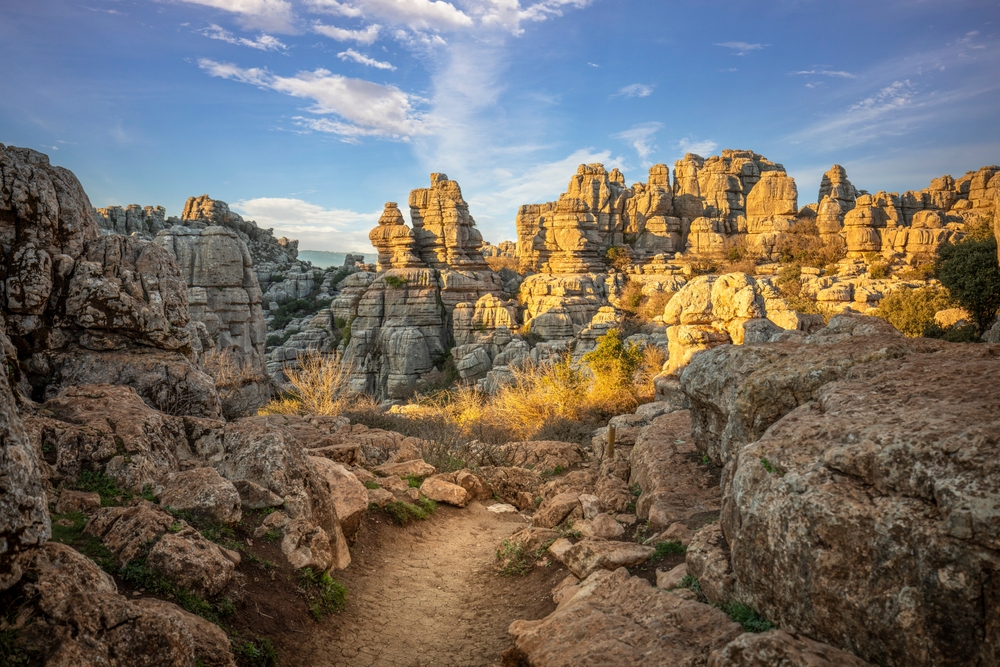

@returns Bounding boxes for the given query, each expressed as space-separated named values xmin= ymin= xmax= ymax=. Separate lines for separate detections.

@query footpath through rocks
xmin=300 ymin=501 xmax=565 ymax=667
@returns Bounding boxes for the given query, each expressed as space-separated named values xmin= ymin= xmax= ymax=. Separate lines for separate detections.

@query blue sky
xmin=2 ymin=0 xmax=999 ymax=253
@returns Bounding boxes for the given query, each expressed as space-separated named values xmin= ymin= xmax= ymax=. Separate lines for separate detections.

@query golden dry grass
xmin=259 ymin=353 xmax=376 ymax=416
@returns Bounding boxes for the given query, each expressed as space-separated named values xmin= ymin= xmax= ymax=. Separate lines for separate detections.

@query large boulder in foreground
xmin=705 ymin=332 xmax=1000 ymax=666
xmin=508 ymin=568 xmax=742 ymax=666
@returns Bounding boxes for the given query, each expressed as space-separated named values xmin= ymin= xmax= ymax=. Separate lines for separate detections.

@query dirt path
xmin=300 ymin=501 xmax=567 ymax=667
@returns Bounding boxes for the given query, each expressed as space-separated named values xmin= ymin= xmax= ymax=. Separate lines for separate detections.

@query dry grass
xmin=259 ymin=353 xmax=372 ymax=417
xmin=485 ymin=256 xmax=520 ymax=273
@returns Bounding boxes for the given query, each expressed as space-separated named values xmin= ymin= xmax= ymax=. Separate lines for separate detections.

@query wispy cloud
xmin=198 ymin=59 xmax=429 ymax=139
xmin=304 ymin=0 xmax=364 ymax=17
xmin=613 ymin=122 xmax=661 ymax=164
xmin=587 ymin=62 xmax=599 ymax=68
xmin=84 ymin=6 xmax=124 ymax=15
xmin=849 ymin=80 xmax=914 ymax=112
xmin=312 ymin=21 xmax=382 ymax=44
xmin=715 ymin=41 xmax=767 ymax=56
xmin=794 ymin=69 xmax=856 ymax=78
xmin=337 ymin=48 xmax=395 ymax=70
xmin=199 ymin=24 xmax=287 ymax=50
xmin=233 ymin=197 xmax=380 ymax=253
xmin=175 ymin=0 xmax=296 ymax=32
xmin=677 ymin=137 xmax=718 ymax=157
xmin=615 ymin=83 xmax=654 ymax=98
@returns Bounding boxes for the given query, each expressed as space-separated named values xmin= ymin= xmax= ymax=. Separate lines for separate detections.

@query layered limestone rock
xmin=681 ymin=321 xmax=1000 ymax=666
xmin=843 ymin=194 xmax=887 ymax=257
xmin=154 ymin=225 xmax=267 ymax=371
xmin=817 ymin=165 xmax=858 ymax=213
xmin=409 ymin=174 xmax=490 ymax=270
xmin=624 ymin=165 xmax=681 ymax=256
xmin=0 ymin=144 xmax=220 ymax=416
xmin=95 ymin=204 xmax=166 ymax=236
xmin=744 ymin=170 xmax=798 ymax=258
xmin=338 ymin=176 xmax=508 ymax=398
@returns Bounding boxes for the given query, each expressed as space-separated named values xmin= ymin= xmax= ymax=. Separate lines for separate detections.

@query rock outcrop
xmin=0 ymin=144 xmax=220 ymax=416
xmin=679 ymin=314 xmax=1000 ymax=666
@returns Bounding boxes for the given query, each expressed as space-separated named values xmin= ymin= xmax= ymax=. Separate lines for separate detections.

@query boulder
xmin=6 ymin=542 xmax=231 ymax=665
xmin=374 ymin=458 xmax=436 ymax=479
xmin=501 ymin=440 xmax=583 ymax=471
xmin=573 ymin=513 xmax=624 ymax=539
xmin=307 ymin=456 xmax=369 ymax=540
xmin=685 ymin=523 xmax=733 ymax=605
xmin=717 ymin=337 xmax=1000 ymax=665
xmin=280 ymin=516 xmax=347 ymax=571
xmin=159 ymin=467 xmax=242 ymax=525
xmin=532 ymin=492 xmax=581 ymax=529
xmin=561 ymin=538 xmax=655 ymax=579
xmin=628 ymin=410 xmax=721 ymax=532
xmin=508 ymin=568 xmax=742 ymax=666
xmin=55 ymin=490 xmax=101 ymax=514
xmin=708 ymin=630 xmax=872 ymax=667
xmin=419 ymin=477 xmax=471 ymax=507
xmin=147 ymin=528 xmax=238 ymax=597
xmin=656 ymin=562 xmax=687 ymax=590
xmin=480 ymin=466 xmax=543 ymax=509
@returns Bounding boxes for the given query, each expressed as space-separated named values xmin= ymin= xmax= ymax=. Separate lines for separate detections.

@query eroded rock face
xmin=508 ymin=568 xmax=742 ymax=666
xmin=154 ymin=225 xmax=267 ymax=372
xmin=679 ymin=313 xmax=1000 ymax=666
xmin=708 ymin=630 xmax=872 ymax=667
xmin=0 ymin=144 xmax=219 ymax=417
xmin=158 ymin=467 xmax=242 ymax=525
xmin=6 ymin=542 xmax=234 ymax=666
xmin=818 ymin=164 xmax=858 ymax=213
xmin=0 ymin=326 xmax=49 ymax=588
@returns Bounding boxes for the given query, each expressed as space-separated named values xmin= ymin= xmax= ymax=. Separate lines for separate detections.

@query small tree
xmin=871 ymin=286 xmax=952 ymax=337
xmin=935 ymin=237 xmax=1000 ymax=335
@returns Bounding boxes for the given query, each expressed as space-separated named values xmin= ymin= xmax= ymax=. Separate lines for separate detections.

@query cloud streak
xmin=233 ymin=197 xmax=380 ymax=252
xmin=337 ymin=48 xmax=396 ymax=69
xmin=715 ymin=41 xmax=767 ymax=56
xmin=312 ymin=21 xmax=382 ymax=43
xmin=199 ymin=59 xmax=429 ymax=139
xmin=615 ymin=83 xmax=654 ymax=98
xmin=176 ymin=0 xmax=296 ymax=31
xmin=613 ymin=122 xmax=661 ymax=164
xmin=199 ymin=23 xmax=287 ymax=50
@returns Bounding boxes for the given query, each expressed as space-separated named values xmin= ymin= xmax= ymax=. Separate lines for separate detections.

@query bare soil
xmin=296 ymin=501 xmax=568 ymax=667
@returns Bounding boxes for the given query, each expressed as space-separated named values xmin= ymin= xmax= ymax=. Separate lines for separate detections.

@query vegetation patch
xmin=298 ymin=568 xmax=347 ymax=621
xmin=495 ymin=539 xmax=531 ymax=576
xmin=232 ymin=636 xmax=279 ymax=667
xmin=381 ymin=499 xmax=435 ymax=526
xmin=870 ymin=285 xmax=953 ymax=337
xmin=651 ymin=541 xmax=686 ymax=561
xmin=936 ymin=236 xmax=1000 ymax=335
xmin=719 ymin=601 xmax=774 ymax=633
xmin=384 ymin=275 xmax=409 ymax=288
xmin=270 ymin=298 xmax=324 ymax=330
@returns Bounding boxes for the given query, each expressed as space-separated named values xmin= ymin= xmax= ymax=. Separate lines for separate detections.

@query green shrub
xmin=652 ymin=541 xmax=686 ymax=560
xmin=384 ymin=275 xmax=408 ymax=288
xmin=74 ymin=470 xmax=126 ymax=506
xmin=405 ymin=474 xmax=425 ymax=488
xmin=382 ymin=500 xmax=434 ymax=525
xmin=299 ymin=567 xmax=347 ymax=621
xmin=496 ymin=539 xmax=531 ymax=576
xmin=581 ymin=328 xmax=643 ymax=395
xmin=871 ymin=286 xmax=953 ymax=337
xmin=232 ymin=637 xmax=279 ymax=667
xmin=923 ymin=322 xmax=981 ymax=343
xmin=719 ymin=602 xmax=774 ymax=633
xmin=266 ymin=333 xmax=291 ymax=348
xmin=605 ymin=245 xmax=633 ymax=272
xmin=774 ymin=219 xmax=846 ymax=267
xmin=936 ymin=237 xmax=1000 ymax=335
xmin=363 ymin=480 xmax=380 ymax=490
xmin=270 ymin=298 xmax=323 ymax=330
xmin=868 ymin=261 xmax=891 ymax=279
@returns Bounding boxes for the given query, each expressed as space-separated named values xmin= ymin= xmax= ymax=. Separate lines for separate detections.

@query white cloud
xmin=175 ymin=0 xmax=295 ymax=31
xmin=613 ymin=122 xmax=661 ymax=164
xmin=715 ymin=41 xmax=767 ymax=56
xmin=304 ymin=0 xmax=364 ymax=16
xmin=677 ymin=137 xmax=718 ymax=157
xmin=794 ymin=69 xmax=856 ymax=79
xmin=849 ymin=79 xmax=914 ymax=112
xmin=477 ymin=0 xmax=595 ymax=35
xmin=338 ymin=48 xmax=396 ymax=69
xmin=199 ymin=23 xmax=287 ymax=50
xmin=312 ymin=21 xmax=382 ymax=43
xmin=199 ymin=59 xmax=429 ymax=139
xmin=587 ymin=62 xmax=599 ymax=68
xmin=233 ymin=197 xmax=379 ymax=253
xmin=615 ymin=83 xmax=654 ymax=98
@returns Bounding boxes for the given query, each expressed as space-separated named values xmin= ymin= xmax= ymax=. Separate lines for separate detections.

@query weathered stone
xmin=159 ymin=467 xmax=242 ymax=525
xmin=656 ymin=562 xmax=687 ymax=590
xmin=419 ymin=477 xmax=471 ymax=507
xmin=629 ymin=410 xmax=721 ymax=533
xmin=307 ymin=456 xmax=369 ymax=541
xmin=374 ymin=457 xmax=436 ymax=479
xmin=573 ymin=513 xmax=624 ymax=539
xmin=55 ymin=490 xmax=101 ymax=514
xmin=480 ymin=466 xmax=543 ymax=509
xmin=561 ymin=539 xmax=655 ymax=579
xmin=508 ymin=568 xmax=742 ymax=666
xmin=147 ymin=528 xmax=238 ymax=597
xmin=532 ymin=492 xmax=581 ymax=528
xmin=708 ymin=630 xmax=872 ymax=667
xmin=685 ymin=522 xmax=733 ymax=605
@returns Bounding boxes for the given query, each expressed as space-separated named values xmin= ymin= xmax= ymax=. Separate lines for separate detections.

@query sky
xmin=2 ymin=0 xmax=999 ymax=254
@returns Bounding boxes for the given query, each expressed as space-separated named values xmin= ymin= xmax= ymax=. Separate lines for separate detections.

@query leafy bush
xmin=652 ymin=541 xmax=686 ymax=560
xmin=582 ymin=328 xmax=644 ymax=412
xmin=868 ymin=261 xmax=891 ymax=279
xmin=495 ymin=539 xmax=531 ymax=576
xmin=923 ymin=322 xmax=982 ymax=343
xmin=384 ymin=275 xmax=408 ymax=288
xmin=266 ymin=333 xmax=290 ymax=348
xmin=774 ymin=219 xmax=846 ymax=268
xmin=605 ymin=245 xmax=634 ymax=272
xmin=870 ymin=286 xmax=953 ymax=337
xmin=936 ymin=237 xmax=1000 ymax=335
xmin=299 ymin=567 xmax=347 ymax=621
xmin=232 ymin=637 xmax=279 ymax=667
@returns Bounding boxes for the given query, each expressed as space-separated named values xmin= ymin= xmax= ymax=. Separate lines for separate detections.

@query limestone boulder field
xmin=682 ymin=316 xmax=1000 ymax=666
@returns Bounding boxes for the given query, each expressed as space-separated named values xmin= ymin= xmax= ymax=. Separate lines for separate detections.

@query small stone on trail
xmin=486 ymin=503 xmax=519 ymax=513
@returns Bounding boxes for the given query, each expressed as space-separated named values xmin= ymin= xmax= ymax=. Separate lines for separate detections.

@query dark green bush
xmin=871 ymin=286 xmax=952 ymax=337
xmin=936 ymin=237 xmax=1000 ymax=335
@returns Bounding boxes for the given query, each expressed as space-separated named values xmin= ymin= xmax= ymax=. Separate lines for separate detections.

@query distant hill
xmin=297 ymin=250 xmax=371 ymax=268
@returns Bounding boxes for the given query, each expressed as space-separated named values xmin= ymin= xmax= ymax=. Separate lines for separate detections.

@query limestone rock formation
xmin=95 ymin=204 xmax=166 ymax=236
xmin=817 ymin=165 xmax=858 ymax=213
xmin=154 ymin=224 xmax=268 ymax=373
xmin=687 ymin=332 xmax=1000 ymax=666
xmin=409 ymin=174 xmax=490 ymax=270
xmin=508 ymin=568 xmax=743 ymax=666
xmin=0 ymin=144 xmax=219 ymax=416
xmin=370 ymin=202 xmax=422 ymax=270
